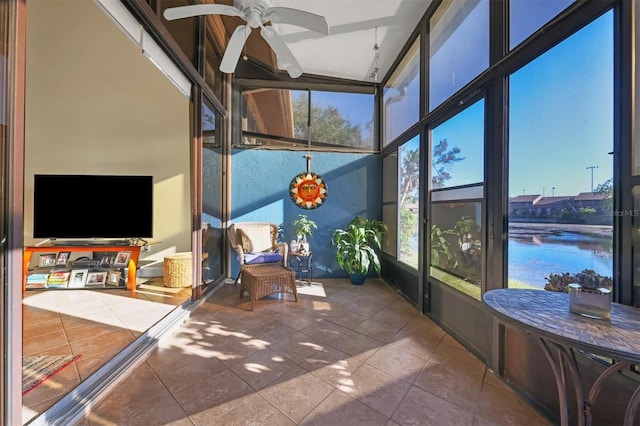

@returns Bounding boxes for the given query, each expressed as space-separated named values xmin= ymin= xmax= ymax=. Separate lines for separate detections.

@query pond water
xmin=508 ymin=230 xmax=613 ymax=288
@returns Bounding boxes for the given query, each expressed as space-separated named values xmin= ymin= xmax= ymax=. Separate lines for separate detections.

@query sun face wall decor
xmin=290 ymin=155 xmax=328 ymax=209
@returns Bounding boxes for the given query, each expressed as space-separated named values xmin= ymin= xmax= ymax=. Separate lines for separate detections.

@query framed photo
xmin=99 ymin=255 xmax=113 ymax=268
xmin=68 ymin=269 xmax=89 ymax=288
xmin=106 ymin=270 xmax=122 ymax=286
xmin=86 ymin=271 xmax=107 ymax=287
xmin=113 ymin=251 xmax=131 ymax=267
xmin=56 ymin=251 xmax=71 ymax=266
xmin=38 ymin=253 xmax=57 ymax=268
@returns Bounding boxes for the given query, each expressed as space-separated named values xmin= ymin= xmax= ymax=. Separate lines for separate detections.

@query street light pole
xmin=552 ymin=186 xmax=556 ymax=196
xmin=586 ymin=165 xmax=598 ymax=192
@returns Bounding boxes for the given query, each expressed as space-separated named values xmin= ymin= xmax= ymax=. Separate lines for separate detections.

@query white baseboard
xmin=137 ymin=266 xmax=163 ymax=278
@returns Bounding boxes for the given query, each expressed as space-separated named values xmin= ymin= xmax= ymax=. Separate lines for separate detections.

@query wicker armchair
xmin=228 ymin=222 xmax=288 ymax=284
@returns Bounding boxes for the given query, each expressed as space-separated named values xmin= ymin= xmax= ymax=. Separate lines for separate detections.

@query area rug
xmin=22 ymin=354 xmax=81 ymax=395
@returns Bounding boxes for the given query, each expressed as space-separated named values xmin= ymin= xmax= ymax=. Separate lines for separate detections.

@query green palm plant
xmin=332 ymin=218 xmax=386 ymax=284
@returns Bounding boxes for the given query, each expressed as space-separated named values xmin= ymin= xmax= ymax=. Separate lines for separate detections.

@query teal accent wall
xmin=230 ymin=149 xmax=381 ymax=278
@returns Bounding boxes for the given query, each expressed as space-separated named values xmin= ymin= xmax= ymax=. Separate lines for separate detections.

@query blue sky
xmin=296 ymin=5 xmax=613 ymax=198
xmin=509 ymin=11 xmax=613 ymax=197
xmin=432 ymin=7 xmax=613 ymax=197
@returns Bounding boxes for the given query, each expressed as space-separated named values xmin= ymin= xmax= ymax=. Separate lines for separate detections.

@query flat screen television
xmin=33 ymin=174 xmax=153 ymax=240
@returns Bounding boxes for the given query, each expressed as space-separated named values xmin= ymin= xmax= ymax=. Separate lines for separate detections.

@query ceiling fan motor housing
xmin=236 ymin=0 xmax=272 ymax=13
xmin=236 ymin=0 xmax=271 ymax=28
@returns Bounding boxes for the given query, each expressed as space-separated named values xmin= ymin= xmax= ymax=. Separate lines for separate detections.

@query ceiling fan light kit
xmin=163 ymin=0 xmax=329 ymax=78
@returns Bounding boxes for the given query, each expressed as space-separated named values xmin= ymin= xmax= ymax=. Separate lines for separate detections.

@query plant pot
xmin=349 ymin=273 xmax=366 ymax=285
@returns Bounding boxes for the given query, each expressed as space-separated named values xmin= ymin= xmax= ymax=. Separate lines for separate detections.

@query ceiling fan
xmin=163 ymin=0 xmax=329 ymax=78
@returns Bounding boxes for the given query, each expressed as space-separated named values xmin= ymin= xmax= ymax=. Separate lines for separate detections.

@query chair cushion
xmin=244 ymin=252 xmax=283 ymax=265
xmin=237 ymin=229 xmax=253 ymax=253
xmin=238 ymin=225 xmax=273 ymax=253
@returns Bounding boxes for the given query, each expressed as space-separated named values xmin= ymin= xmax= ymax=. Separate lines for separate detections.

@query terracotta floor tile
xmin=25 ymin=278 xmax=552 ymax=426
xmin=300 ymin=318 xmax=351 ymax=344
xmin=365 ymin=343 xmax=428 ymax=383
xmin=328 ymin=328 xmax=383 ymax=361
xmin=414 ymin=360 xmax=484 ymax=412
xmin=68 ymin=328 xmax=135 ymax=359
xmin=353 ymin=316 xmax=406 ymax=343
xmin=391 ymin=385 xmax=475 ymax=426
xmin=191 ymin=392 xmax=296 ymax=425
xmin=229 ymin=347 xmax=301 ymax=390
xmin=476 ymin=379 xmax=552 ymax=426
xmin=339 ymin=363 xmax=411 ymax=418
xmin=301 ymin=389 xmax=389 ymax=426
xmin=259 ymin=365 xmax=335 ymax=423
xmin=83 ymin=364 xmax=191 ymax=426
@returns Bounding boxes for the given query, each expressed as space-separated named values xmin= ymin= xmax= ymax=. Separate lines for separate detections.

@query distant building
xmin=573 ymin=192 xmax=611 ymax=213
xmin=509 ymin=191 xmax=611 ymax=221
xmin=531 ymin=196 xmax=573 ymax=216
xmin=509 ymin=194 xmax=542 ymax=215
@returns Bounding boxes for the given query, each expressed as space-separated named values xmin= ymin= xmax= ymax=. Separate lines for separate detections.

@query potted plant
xmin=292 ymin=214 xmax=317 ymax=253
xmin=332 ymin=217 xmax=387 ymax=285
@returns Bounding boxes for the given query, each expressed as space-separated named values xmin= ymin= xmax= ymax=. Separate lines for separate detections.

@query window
xmin=382 ymin=152 xmax=398 ymax=256
xmin=383 ymin=38 xmax=420 ymax=146
xmin=507 ymin=12 xmax=613 ymax=292
xmin=432 ymin=100 xmax=484 ymax=189
xmin=430 ymin=195 xmax=483 ymax=300
xmin=399 ymin=136 xmax=420 ymax=268
xmin=240 ymin=89 xmax=374 ymax=150
xmin=633 ymin=187 xmax=640 ymax=307
xmin=429 ymin=100 xmax=485 ymax=300
xmin=509 ymin=0 xmax=574 ymax=50
xmin=202 ymin=101 xmax=222 ymax=282
xmin=429 ymin=0 xmax=489 ymax=112
xmin=241 ymin=89 xmax=307 ymax=145
xmin=310 ymin=91 xmax=374 ymax=149
xmin=204 ymin=34 xmax=222 ymax=99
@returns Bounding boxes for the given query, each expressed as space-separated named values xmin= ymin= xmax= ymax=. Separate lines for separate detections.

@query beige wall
xmin=24 ymin=0 xmax=192 ymax=265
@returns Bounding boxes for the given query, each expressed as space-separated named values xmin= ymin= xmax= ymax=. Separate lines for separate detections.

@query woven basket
xmin=163 ymin=252 xmax=192 ymax=288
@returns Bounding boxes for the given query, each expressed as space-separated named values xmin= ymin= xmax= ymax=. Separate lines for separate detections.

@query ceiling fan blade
xmin=260 ymin=26 xmax=303 ymax=78
xmin=264 ymin=7 xmax=329 ymax=35
xmin=163 ymin=4 xmax=243 ymax=21
xmin=220 ymin=25 xmax=251 ymax=74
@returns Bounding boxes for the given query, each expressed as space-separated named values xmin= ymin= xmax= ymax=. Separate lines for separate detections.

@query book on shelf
xmin=26 ymin=273 xmax=49 ymax=289
xmin=27 ymin=273 xmax=48 ymax=283
xmin=48 ymin=271 xmax=70 ymax=281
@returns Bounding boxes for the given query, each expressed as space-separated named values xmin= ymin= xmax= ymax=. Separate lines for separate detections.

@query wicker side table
xmin=240 ymin=264 xmax=297 ymax=310
xmin=163 ymin=252 xmax=192 ymax=288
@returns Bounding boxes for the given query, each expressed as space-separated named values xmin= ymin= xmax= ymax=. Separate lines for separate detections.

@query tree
xmin=594 ymin=177 xmax=614 ymax=213
xmin=292 ymin=95 xmax=366 ymax=148
xmin=432 ymin=139 xmax=464 ymax=189
xmin=400 ymin=148 xmax=419 ymax=207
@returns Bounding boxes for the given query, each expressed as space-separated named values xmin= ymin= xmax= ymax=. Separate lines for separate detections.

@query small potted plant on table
xmin=332 ymin=216 xmax=387 ymax=285
xmin=292 ymin=214 xmax=317 ymax=253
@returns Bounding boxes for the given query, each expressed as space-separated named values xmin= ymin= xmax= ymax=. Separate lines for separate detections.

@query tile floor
xmin=75 ymin=278 xmax=552 ymax=426
xmin=22 ymin=278 xmax=191 ymax=424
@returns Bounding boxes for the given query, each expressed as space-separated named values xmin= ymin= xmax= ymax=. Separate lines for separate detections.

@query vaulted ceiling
xmin=196 ymin=0 xmax=433 ymax=83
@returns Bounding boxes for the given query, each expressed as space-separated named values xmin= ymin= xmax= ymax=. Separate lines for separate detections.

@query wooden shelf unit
xmin=23 ymin=244 xmax=142 ymax=292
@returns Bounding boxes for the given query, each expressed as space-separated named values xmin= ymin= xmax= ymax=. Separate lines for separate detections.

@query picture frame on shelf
xmin=99 ymin=255 xmax=112 ymax=268
xmin=113 ymin=251 xmax=131 ymax=267
xmin=106 ymin=270 xmax=122 ymax=286
xmin=86 ymin=271 xmax=107 ymax=287
xmin=56 ymin=251 xmax=71 ymax=266
xmin=38 ymin=253 xmax=57 ymax=268
xmin=68 ymin=269 xmax=89 ymax=288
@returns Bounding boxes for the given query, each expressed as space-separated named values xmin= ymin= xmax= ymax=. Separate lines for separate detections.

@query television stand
xmin=23 ymin=243 xmax=142 ymax=292
xmin=48 ymin=239 xmax=132 ymax=246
